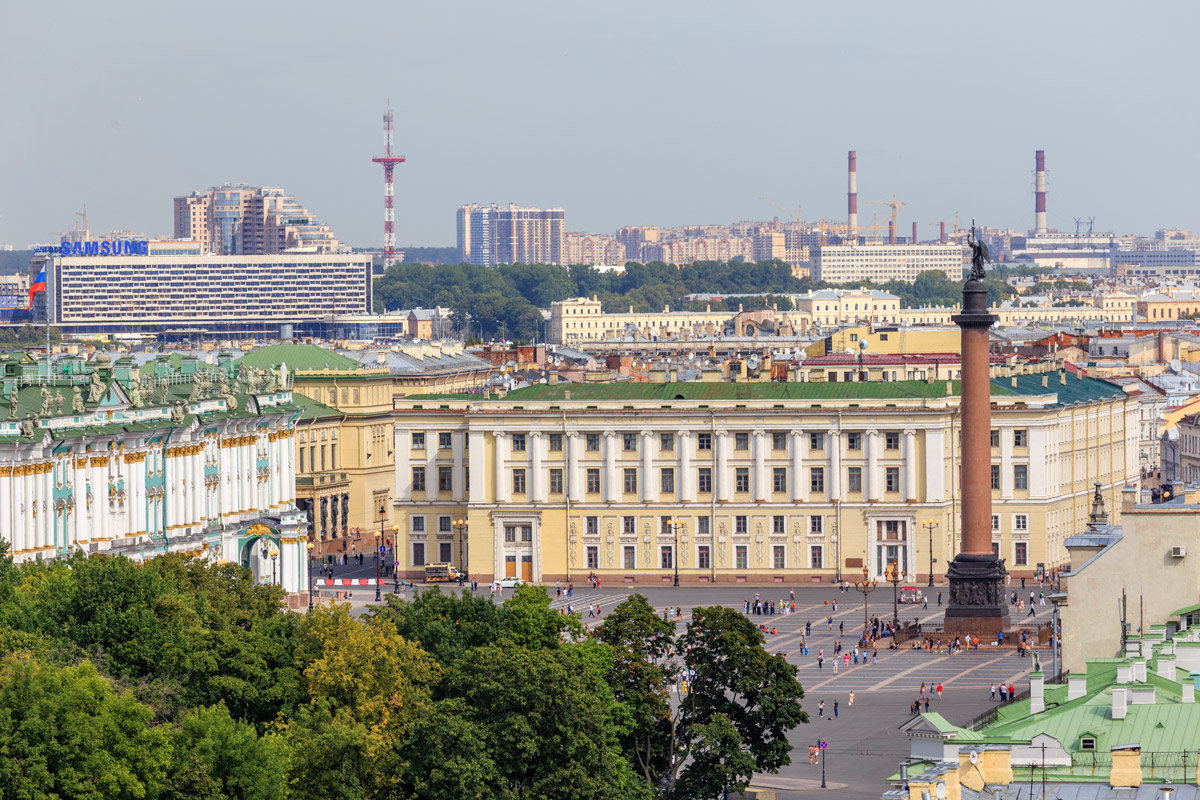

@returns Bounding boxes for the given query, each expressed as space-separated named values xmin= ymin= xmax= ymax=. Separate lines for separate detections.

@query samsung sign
xmin=33 ymin=240 xmax=150 ymax=256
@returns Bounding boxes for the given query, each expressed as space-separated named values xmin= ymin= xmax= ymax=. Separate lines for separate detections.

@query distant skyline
xmin=3 ymin=1 xmax=1199 ymax=249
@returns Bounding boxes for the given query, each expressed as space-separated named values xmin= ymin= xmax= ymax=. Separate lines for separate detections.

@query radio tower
xmin=371 ymin=103 xmax=406 ymax=268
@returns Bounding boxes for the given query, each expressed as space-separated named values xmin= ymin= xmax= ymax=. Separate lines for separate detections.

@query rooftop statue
xmin=967 ymin=223 xmax=990 ymax=283
xmin=87 ymin=370 xmax=105 ymax=403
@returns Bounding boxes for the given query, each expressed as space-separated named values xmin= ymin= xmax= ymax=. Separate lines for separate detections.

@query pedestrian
xmin=839 ymin=620 xmax=844 ymax=635
xmin=1008 ymin=683 xmax=1015 ymax=699
xmin=1040 ymin=592 xmax=1045 ymax=606
xmin=1028 ymin=602 xmax=1035 ymax=617
xmin=833 ymin=700 xmax=839 ymax=719
xmin=924 ymin=697 xmax=930 ymax=712
xmin=818 ymin=655 xmax=824 ymax=669
xmin=873 ymin=648 xmax=878 ymax=664
xmin=919 ymin=682 xmax=926 ymax=700
xmin=833 ymin=659 xmax=838 ymax=674
xmin=936 ymin=683 xmax=943 ymax=700
xmin=809 ymin=744 xmax=816 ymax=765
xmin=848 ymin=690 xmax=855 ymax=708
xmin=999 ymin=684 xmax=1007 ymax=701
xmin=818 ymin=700 xmax=824 ymax=718
xmin=556 ymin=581 xmax=561 ymax=597
xmin=990 ymin=683 xmax=996 ymax=700
xmin=923 ymin=595 xmax=928 ymax=609
xmin=937 ymin=591 xmax=942 ymax=606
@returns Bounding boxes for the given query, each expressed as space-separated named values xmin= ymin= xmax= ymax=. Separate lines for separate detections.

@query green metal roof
xmin=236 ymin=344 xmax=360 ymax=372
xmin=1171 ymin=602 xmax=1200 ymax=617
xmin=289 ymin=392 xmax=343 ymax=422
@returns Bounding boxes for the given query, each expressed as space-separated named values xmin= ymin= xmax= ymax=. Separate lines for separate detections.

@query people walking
xmin=848 ymin=690 xmax=855 ymax=709
xmin=833 ymin=700 xmax=839 ymax=719
xmin=990 ymin=683 xmax=996 ymax=700
xmin=818 ymin=700 xmax=824 ymax=718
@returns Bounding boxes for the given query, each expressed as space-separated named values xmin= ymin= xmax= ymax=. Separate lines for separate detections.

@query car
xmin=497 ymin=577 xmax=525 ymax=589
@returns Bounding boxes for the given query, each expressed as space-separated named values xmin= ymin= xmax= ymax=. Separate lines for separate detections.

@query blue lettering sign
xmin=56 ymin=239 xmax=150 ymax=257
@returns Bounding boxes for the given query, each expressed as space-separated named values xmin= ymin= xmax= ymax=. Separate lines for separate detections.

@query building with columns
xmin=393 ymin=371 xmax=1139 ymax=584
xmin=0 ymin=350 xmax=309 ymax=597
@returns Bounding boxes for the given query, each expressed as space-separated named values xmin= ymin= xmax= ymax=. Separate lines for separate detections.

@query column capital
xmin=716 ymin=430 xmax=729 ymax=439
xmin=603 ymin=429 xmax=616 ymax=439
xmin=566 ymin=430 xmax=579 ymax=439
xmin=866 ymin=429 xmax=880 ymax=438
xmin=640 ymin=430 xmax=654 ymax=439
xmin=529 ymin=431 xmax=543 ymax=440
xmin=494 ymin=431 xmax=507 ymax=440
xmin=752 ymin=429 xmax=766 ymax=438
xmin=826 ymin=428 xmax=839 ymax=438
xmin=677 ymin=429 xmax=692 ymax=439
xmin=903 ymin=428 xmax=917 ymax=437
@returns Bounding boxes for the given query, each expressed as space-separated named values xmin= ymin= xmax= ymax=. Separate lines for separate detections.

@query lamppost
xmin=261 ymin=543 xmax=278 ymax=586
xmin=306 ymin=541 xmax=315 ymax=611
xmin=922 ymin=519 xmax=940 ymax=588
xmin=669 ymin=518 xmax=686 ymax=587
xmin=392 ymin=525 xmax=399 ymax=592
xmin=377 ymin=503 xmax=387 ymax=568
xmin=452 ymin=518 xmax=468 ymax=586
xmin=373 ymin=529 xmax=382 ymax=602
xmin=852 ymin=565 xmax=878 ymax=634
xmin=884 ymin=559 xmax=904 ymax=627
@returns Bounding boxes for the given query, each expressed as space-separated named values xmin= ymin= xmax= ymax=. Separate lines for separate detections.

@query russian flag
xmin=28 ymin=268 xmax=45 ymax=310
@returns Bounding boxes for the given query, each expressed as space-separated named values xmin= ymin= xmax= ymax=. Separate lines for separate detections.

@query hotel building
xmin=457 ymin=204 xmax=565 ymax=266
xmin=810 ymin=243 xmax=964 ymax=284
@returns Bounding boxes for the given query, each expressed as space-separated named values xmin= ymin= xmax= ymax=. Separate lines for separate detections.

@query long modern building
xmin=392 ymin=372 xmax=1138 ymax=584
xmin=810 ymin=242 xmax=964 ymax=283
xmin=456 ymin=204 xmax=565 ymax=266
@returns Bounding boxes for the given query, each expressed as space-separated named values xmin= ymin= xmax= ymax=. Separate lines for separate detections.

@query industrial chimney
xmin=888 ymin=219 xmax=895 ymax=245
xmin=940 ymin=221 xmax=946 ymax=244
xmin=912 ymin=221 xmax=918 ymax=245
xmin=1035 ymin=150 xmax=1047 ymax=236
xmin=847 ymin=150 xmax=858 ymax=244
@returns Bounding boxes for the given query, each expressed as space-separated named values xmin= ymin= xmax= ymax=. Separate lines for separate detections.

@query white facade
xmin=811 ymin=243 xmax=964 ymax=284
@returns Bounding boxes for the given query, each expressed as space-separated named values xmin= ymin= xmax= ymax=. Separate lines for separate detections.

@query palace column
xmin=493 ymin=431 xmax=509 ymax=503
xmin=677 ymin=430 xmax=694 ymax=502
xmin=530 ymin=431 xmax=545 ymax=503
xmin=640 ymin=431 xmax=656 ymax=503
xmin=903 ymin=429 xmax=918 ymax=502
xmin=715 ymin=430 xmax=731 ymax=503
xmin=565 ymin=431 xmax=582 ymax=502
xmin=826 ymin=429 xmax=841 ymax=499
xmin=602 ymin=430 xmax=619 ymax=504
xmin=866 ymin=429 xmax=881 ymax=502
xmin=451 ymin=431 xmax=465 ymax=502
xmin=752 ymin=429 xmax=768 ymax=502
xmin=790 ymin=431 xmax=807 ymax=502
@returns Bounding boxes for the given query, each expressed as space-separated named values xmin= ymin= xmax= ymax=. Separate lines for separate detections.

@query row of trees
xmin=0 ymin=545 xmax=806 ymax=799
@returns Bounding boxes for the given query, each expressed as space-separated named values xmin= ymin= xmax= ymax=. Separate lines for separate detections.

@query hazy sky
xmin=3 ymin=1 xmax=1198 ymax=249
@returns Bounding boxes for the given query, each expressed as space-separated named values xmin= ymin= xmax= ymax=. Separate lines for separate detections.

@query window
xmin=735 ymin=468 xmax=750 ymax=492
xmin=990 ymin=429 xmax=999 ymax=448
xmin=520 ymin=526 xmax=532 ymax=542
xmin=586 ymin=546 xmax=599 ymax=569
xmin=412 ymin=467 xmax=426 ymax=492
xmin=299 ymin=447 xmax=305 ymax=473
xmin=885 ymin=466 xmax=900 ymax=493
xmin=623 ymin=545 xmax=636 ymax=569
xmin=512 ymin=469 xmax=526 ymax=494
xmin=1080 ymin=737 xmax=1096 ymax=752
xmin=623 ymin=516 xmax=636 ymax=534
xmin=586 ymin=516 xmax=599 ymax=535
xmin=698 ymin=467 xmax=712 ymax=493
xmin=1014 ymin=542 xmax=1028 ymax=566
xmin=885 ymin=431 xmax=899 ymax=450
xmin=511 ymin=433 xmax=526 ymax=452
xmin=810 ymin=516 xmax=823 ymax=534
xmin=697 ymin=545 xmax=711 ymax=569
xmin=773 ymin=515 xmax=785 ymax=534
xmin=586 ymin=433 xmax=600 ymax=451
xmin=847 ymin=466 xmax=862 ymax=493
xmin=810 ymin=545 xmax=823 ymax=569
xmin=992 ymin=514 xmax=1001 ymax=532
xmin=1014 ymin=514 xmax=1029 ymax=532
xmin=411 ymin=515 xmax=426 ymax=532
xmin=439 ymin=516 xmax=452 ymax=532
xmin=735 ymin=515 xmax=748 ymax=534
xmin=1014 ymin=464 xmax=1028 ymax=490
xmin=772 ymin=432 xmax=787 ymax=451
xmin=773 ymin=467 xmax=787 ymax=493
xmin=623 ymin=432 xmax=637 ymax=451
xmin=586 ymin=468 xmax=600 ymax=493
xmin=660 ymin=432 xmax=675 ymax=451
xmin=735 ymin=432 xmax=749 ymax=450
xmin=990 ymin=464 xmax=1000 ymax=490
xmin=623 ymin=468 xmax=638 ymax=494
xmin=697 ymin=516 xmax=711 ymax=535
xmin=697 ymin=432 xmax=712 ymax=451
xmin=810 ymin=466 xmax=825 ymax=493
xmin=438 ymin=432 xmax=452 ymax=450
xmin=810 ymin=432 xmax=824 ymax=451
xmin=735 ymin=545 xmax=748 ymax=569
xmin=1014 ymin=429 xmax=1027 ymax=448
xmin=549 ymin=468 xmax=563 ymax=494
xmin=549 ymin=433 xmax=563 ymax=452
xmin=660 ymin=516 xmax=673 ymax=534
xmin=661 ymin=467 xmax=675 ymax=494
xmin=412 ymin=543 xmax=425 ymax=566
xmin=504 ymin=526 xmax=516 ymax=542
xmin=661 ymin=546 xmax=673 ymax=569
xmin=439 ymin=542 xmax=452 ymax=562
xmin=847 ymin=432 xmax=862 ymax=450
xmin=773 ymin=545 xmax=786 ymax=569
xmin=412 ymin=432 xmax=425 ymax=449
xmin=438 ymin=466 xmax=452 ymax=492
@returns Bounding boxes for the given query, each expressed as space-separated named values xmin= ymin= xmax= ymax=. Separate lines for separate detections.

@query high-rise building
xmin=456 ymin=204 xmax=564 ymax=266
xmin=174 ymin=185 xmax=340 ymax=255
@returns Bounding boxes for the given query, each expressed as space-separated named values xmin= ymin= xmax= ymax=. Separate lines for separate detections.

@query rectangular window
xmin=661 ymin=467 xmax=675 ymax=494
xmin=623 ymin=516 xmax=636 ymax=534
xmin=735 ymin=545 xmax=748 ymax=569
xmin=660 ymin=432 xmax=675 ymax=451
xmin=773 ymin=515 xmax=785 ymax=534
xmin=773 ymin=467 xmax=787 ymax=493
xmin=1014 ymin=429 xmax=1028 ymax=448
xmin=438 ymin=432 xmax=452 ymax=450
xmin=698 ymin=467 xmax=712 ymax=493
xmin=549 ymin=433 xmax=563 ymax=452
xmin=511 ymin=434 xmax=526 ymax=452
xmin=847 ymin=466 xmax=862 ymax=493
xmin=810 ymin=432 xmax=824 ymax=451
xmin=661 ymin=546 xmax=673 ymax=569
xmin=520 ymin=525 xmax=532 ymax=542
xmin=810 ymin=545 xmax=823 ymax=569
xmin=623 ymin=545 xmax=636 ymax=569
xmin=885 ymin=466 xmax=900 ymax=493
xmin=990 ymin=428 xmax=999 ymax=448
xmin=697 ymin=432 xmax=712 ymax=451
xmin=586 ymin=546 xmax=599 ymax=569
xmin=810 ymin=466 xmax=825 ymax=493
xmin=847 ymin=432 xmax=862 ymax=450
xmin=990 ymin=464 xmax=1000 ymax=490
xmin=330 ymin=444 xmax=337 ymax=469
xmin=885 ymin=431 xmax=900 ymax=450
xmin=439 ymin=515 xmax=451 ymax=532
xmin=735 ymin=467 xmax=750 ymax=492
xmin=697 ymin=516 xmax=711 ymax=535
xmin=735 ymin=432 xmax=749 ymax=451
xmin=586 ymin=433 xmax=600 ymax=451
xmin=660 ymin=516 xmax=673 ymax=534
xmin=504 ymin=525 xmax=516 ymax=542
xmin=586 ymin=468 xmax=600 ymax=493
xmin=1014 ymin=542 xmax=1028 ymax=566
xmin=412 ymin=432 xmax=425 ymax=449
xmin=735 ymin=515 xmax=748 ymax=534
xmin=1014 ymin=514 xmax=1029 ymax=531
xmin=412 ymin=543 xmax=426 ymax=566
xmin=1014 ymin=464 xmax=1029 ymax=490
xmin=412 ymin=467 xmax=426 ymax=492
xmin=586 ymin=516 xmax=599 ymax=535
xmin=697 ymin=545 xmax=711 ymax=569
xmin=299 ymin=447 xmax=305 ymax=473
xmin=411 ymin=515 xmax=426 ymax=532
xmin=512 ymin=469 xmax=526 ymax=494
xmin=992 ymin=514 xmax=1001 ymax=532
xmin=773 ymin=545 xmax=786 ymax=569
xmin=772 ymin=432 xmax=787 ymax=451
xmin=623 ymin=433 xmax=637 ymax=451
xmin=439 ymin=542 xmax=452 ymax=562
xmin=810 ymin=516 xmax=823 ymax=534
xmin=549 ymin=468 xmax=563 ymax=494
xmin=623 ymin=468 xmax=638 ymax=494
xmin=438 ymin=466 xmax=452 ymax=492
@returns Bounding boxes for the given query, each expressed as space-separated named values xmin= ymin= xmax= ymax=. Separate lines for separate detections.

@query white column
xmin=451 ymin=431 xmax=465 ymax=502
xmin=790 ymin=431 xmax=807 ymax=502
xmin=16 ymin=470 xmax=29 ymax=553
xmin=602 ymin=430 xmax=619 ymax=503
xmin=827 ymin=429 xmax=841 ymax=498
xmin=866 ymin=429 xmax=881 ymax=502
xmin=640 ymin=431 xmax=656 ymax=503
xmin=566 ymin=431 xmax=583 ymax=502
xmin=716 ymin=430 xmax=731 ymax=502
xmin=1028 ymin=425 xmax=1048 ymax=496
xmin=903 ymin=429 xmax=918 ymax=502
xmin=395 ymin=428 xmax=411 ymax=501
xmin=468 ymin=430 xmax=486 ymax=504
xmin=493 ymin=431 xmax=509 ymax=503
xmin=425 ymin=428 xmax=437 ymax=500
xmin=1000 ymin=428 xmax=1013 ymax=498
xmin=677 ymin=430 xmax=694 ymax=502
xmin=752 ymin=429 xmax=768 ymax=502
xmin=530 ymin=431 xmax=546 ymax=503
xmin=32 ymin=466 xmax=45 ymax=551
xmin=1 ymin=469 xmax=14 ymax=554
xmin=218 ymin=440 xmax=230 ymax=519
xmin=925 ymin=427 xmax=945 ymax=502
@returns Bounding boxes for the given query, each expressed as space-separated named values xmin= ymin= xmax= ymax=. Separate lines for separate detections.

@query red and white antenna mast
xmin=371 ymin=102 xmax=406 ymax=267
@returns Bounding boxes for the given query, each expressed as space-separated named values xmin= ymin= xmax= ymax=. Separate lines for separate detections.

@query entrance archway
xmin=239 ymin=521 xmax=282 ymax=586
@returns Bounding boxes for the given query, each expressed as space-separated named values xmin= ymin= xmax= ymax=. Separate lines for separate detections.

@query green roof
xmin=1172 ymin=602 xmax=1200 ymax=617
xmin=237 ymin=344 xmax=360 ymax=372
xmin=289 ymin=392 xmax=343 ymax=423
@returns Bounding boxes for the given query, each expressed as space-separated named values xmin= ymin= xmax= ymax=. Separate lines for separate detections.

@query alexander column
xmin=943 ymin=226 xmax=1008 ymax=637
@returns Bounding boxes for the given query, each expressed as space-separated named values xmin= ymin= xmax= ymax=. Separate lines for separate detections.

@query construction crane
xmin=759 ymin=197 xmax=803 ymax=229
xmin=74 ymin=204 xmax=88 ymax=235
xmin=867 ymin=194 xmax=906 ymax=225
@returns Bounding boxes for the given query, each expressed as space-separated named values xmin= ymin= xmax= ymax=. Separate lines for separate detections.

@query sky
xmin=2 ymin=1 xmax=1198 ymax=249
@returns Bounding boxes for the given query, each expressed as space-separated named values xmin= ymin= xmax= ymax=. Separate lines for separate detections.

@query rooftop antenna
xmin=371 ymin=101 xmax=407 ymax=268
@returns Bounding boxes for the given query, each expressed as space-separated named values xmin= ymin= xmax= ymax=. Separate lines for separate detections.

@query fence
xmin=964 ymin=670 xmax=1067 ymax=731
xmin=1043 ymin=750 xmax=1197 ymax=782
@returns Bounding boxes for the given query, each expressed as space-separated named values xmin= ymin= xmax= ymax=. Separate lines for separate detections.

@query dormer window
xmin=1080 ymin=736 xmax=1096 ymax=751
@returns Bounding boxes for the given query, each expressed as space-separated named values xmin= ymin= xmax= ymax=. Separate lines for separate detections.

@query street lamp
xmin=452 ymin=518 xmax=468 ymax=586
xmin=884 ymin=559 xmax=904 ymax=627
xmin=669 ymin=518 xmax=686 ymax=587
xmin=852 ymin=565 xmax=878 ymax=634
xmin=261 ymin=543 xmax=278 ymax=586
xmin=922 ymin=519 xmax=940 ymax=588
xmin=373 ymin=529 xmax=382 ymax=602
xmin=392 ymin=525 xmax=399 ymax=592
xmin=306 ymin=541 xmax=315 ymax=611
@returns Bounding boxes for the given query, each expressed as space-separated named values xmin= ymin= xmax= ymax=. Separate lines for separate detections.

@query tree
xmin=496 ymin=583 xmax=582 ymax=648
xmin=365 ymin=587 xmax=501 ymax=665
xmin=165 ymin=704 xmax=289 ymax=800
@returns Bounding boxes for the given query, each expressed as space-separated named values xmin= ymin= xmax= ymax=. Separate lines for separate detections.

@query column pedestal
xmin=943 ymin=553 xmax=1008 ymax=638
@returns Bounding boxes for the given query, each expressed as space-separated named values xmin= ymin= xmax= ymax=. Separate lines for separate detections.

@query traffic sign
xmin=819 ymin=739 xmax=828 ymax=750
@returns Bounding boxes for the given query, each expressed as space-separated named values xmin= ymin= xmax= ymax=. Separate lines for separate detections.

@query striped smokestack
xmin=1035 ymin=149 xmax=1047 ymax=235
xmin=847 ymin=150 xmax=858 ymax=243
